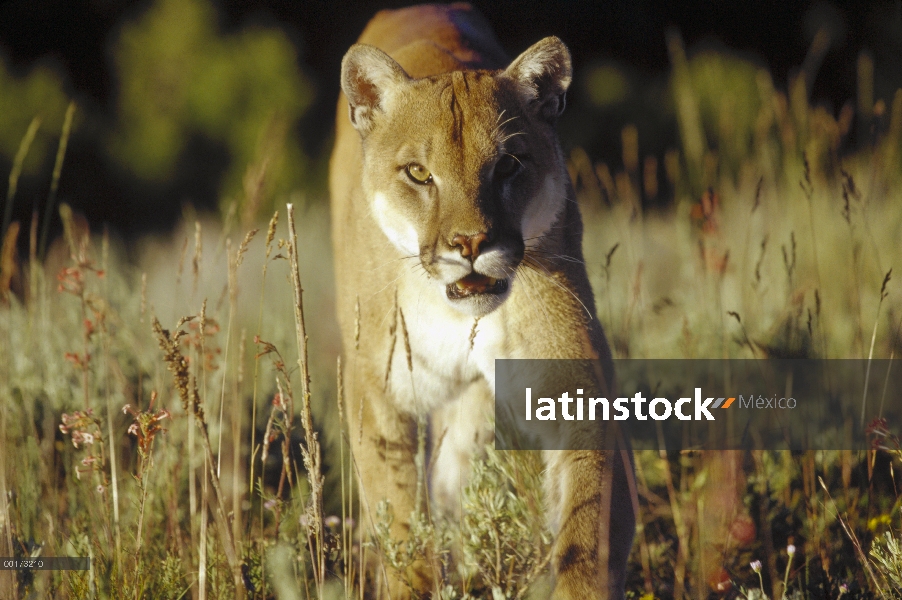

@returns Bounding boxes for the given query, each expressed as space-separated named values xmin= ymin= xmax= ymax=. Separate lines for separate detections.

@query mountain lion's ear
xmin=503 ymin=37 xmax=572 ymax=122
xmin=341 ymin=44 xmax=410 ymax=133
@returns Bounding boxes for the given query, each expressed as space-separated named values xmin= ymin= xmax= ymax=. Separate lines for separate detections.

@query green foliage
xmin=870 ymin=531 xmax=902 ymax=599
xmin=374 ymin=501 xmax=452 ymax=586
xmin=0 ymin=56 xmax=69 ymax=174
xmin=684 ymin=51 xmax=767 ymax=172
xmin=585 ymin=64 xmax=631 ymax=108
xmin=459 ymin=447 xmax=551 ymax=598
xmin=369 ymin=447 xmax=551 ymax=599
xmin=157 ymin=551 xmax=190 ymax=599
xmin=111 ymin=0 xmax=313 ymax=217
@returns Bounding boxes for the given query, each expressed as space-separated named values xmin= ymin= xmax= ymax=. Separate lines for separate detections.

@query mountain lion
xmin=330 ymin=4 xmax=635 ymax=598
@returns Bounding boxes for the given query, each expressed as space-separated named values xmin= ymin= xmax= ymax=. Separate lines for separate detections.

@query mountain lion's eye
xmin=495 ymin=155 xmax=521 ymax=179
xmin=406 ymin=163 xmax=433 ymax=185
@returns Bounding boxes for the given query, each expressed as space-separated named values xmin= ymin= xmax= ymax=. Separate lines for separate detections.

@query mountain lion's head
xmin=341 ymin=37 xmax=573 ymax=317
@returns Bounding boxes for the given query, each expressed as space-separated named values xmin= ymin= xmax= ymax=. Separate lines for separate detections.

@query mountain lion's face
xmin=341 ymin=39 xmax=572 ymax=317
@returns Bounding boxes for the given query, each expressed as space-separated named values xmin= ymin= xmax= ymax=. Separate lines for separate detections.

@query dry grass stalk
xmin=39 ymin=101 xmax=76 ymax=258
xmin=99 ymin=228 xmax=124 ymax=582
xmin=151 ymin=314 xmax=244 ymax=594
xmin=336 ymin=356 xmax=355 ymax=595
xmin=193 ymin=221 xmax=202 ymax=300
xmin=658 ymin=445 xmax=688 ymax=598
xmin=0 ymin=222 xmax=19 ymax=302
xmin=216 ymin=238 xmax=237 ymax=478
xmin=820 ymin=476 xmax=889 ymax=599
xmin=250 ymin=211 xmax=278 ymax=504
xmin=0 ymin=354 xmax=14 ymax=598
xmin=2 ymin=116 xmax=40 ymax=237
xmin=286 ymin=203 xmax=326 ymax=593
xmin=862 ymin=269 xmax=893 ymax=427
xmin=232 ymin=327 xmax=246 ymax=553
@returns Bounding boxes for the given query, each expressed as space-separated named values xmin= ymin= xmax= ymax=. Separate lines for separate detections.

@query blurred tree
xmin=685 ymin=50 xmax=767 ymax=174
xmin=110 ymin=0 xmax=313 ymax=222
xmin=0 ymin=56 xmax=69 ymax=175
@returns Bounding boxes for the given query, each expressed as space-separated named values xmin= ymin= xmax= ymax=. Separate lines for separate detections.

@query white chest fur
xmin=384 ymin=274 xmax=509 ymax=415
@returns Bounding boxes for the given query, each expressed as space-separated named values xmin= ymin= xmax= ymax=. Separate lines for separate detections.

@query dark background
xmin=0 ymin=0 xmax=900 ymax=238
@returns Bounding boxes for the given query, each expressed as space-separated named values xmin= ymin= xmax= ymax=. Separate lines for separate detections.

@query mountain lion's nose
xmin=451 ymin=233 xmax=489 ymax=259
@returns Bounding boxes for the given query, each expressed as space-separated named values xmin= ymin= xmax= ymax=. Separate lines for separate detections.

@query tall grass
xmin=0 ymin=40 xmax=901 ymax=600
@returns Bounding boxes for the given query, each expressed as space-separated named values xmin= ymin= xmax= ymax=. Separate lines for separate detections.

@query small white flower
xmin=787 ymin=544 xmax=796 ymax=557
xmin=750 ymin=560 xmax=762 ymax=573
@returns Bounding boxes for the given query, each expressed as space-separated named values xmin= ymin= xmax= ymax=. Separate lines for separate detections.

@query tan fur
xmin=330 ymin=4 xmax=635 ymax=598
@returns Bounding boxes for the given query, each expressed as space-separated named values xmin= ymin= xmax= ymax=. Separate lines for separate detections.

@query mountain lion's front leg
xmin=502 ymin=292 xmax=635 ymax=599
xmin=350 ymin=379 xmax=437 ymax=598
xmin=546 ymin=446 xmax=634 ymax=600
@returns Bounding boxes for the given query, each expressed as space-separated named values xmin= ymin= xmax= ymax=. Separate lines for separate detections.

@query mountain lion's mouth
xmin=446 ymin=273 xmax=509 ymax=299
